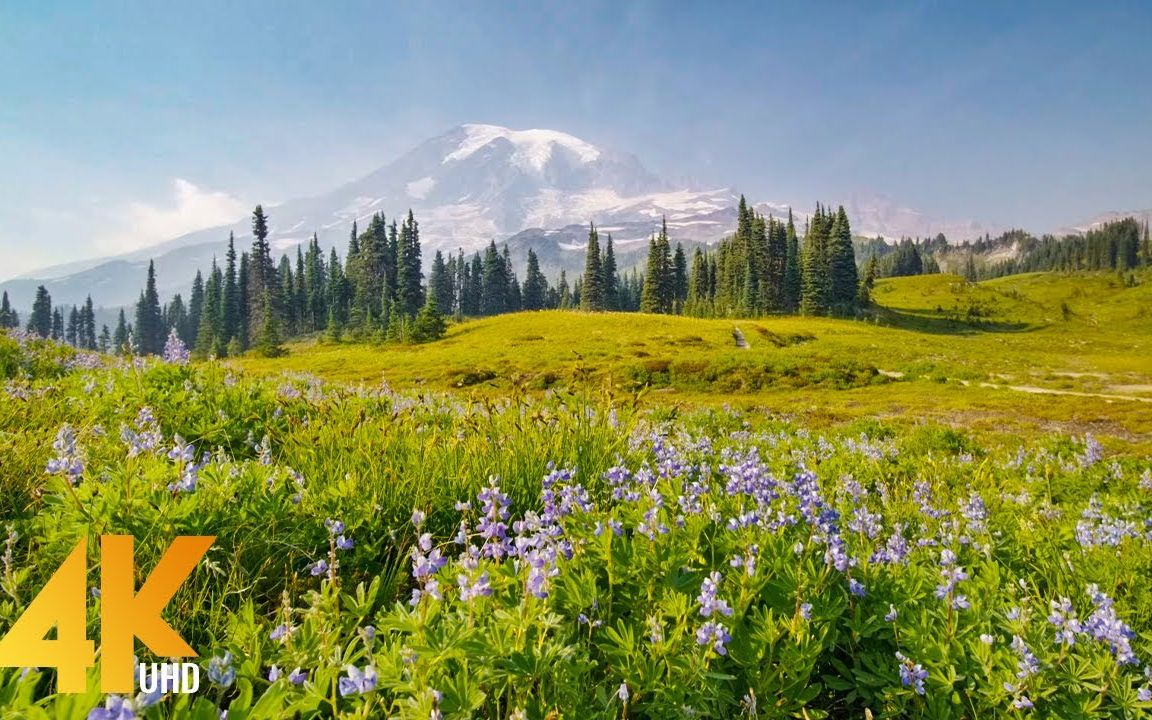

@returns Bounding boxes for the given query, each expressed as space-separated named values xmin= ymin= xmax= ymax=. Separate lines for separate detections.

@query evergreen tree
xmin=783 ymin=210 xmax=802 ymax=313
xmin=247 ymin=205 xmax=278 ymax=343
xmin=51 ymin=307 xmax=64 ymax=341
xmin=278 ymin=254 xmax=296 ymax=335
xmin=304 ymin=235 xmax=327 ymax=331
xmin=557 ymin=271 xmax=572 ymax=309
xmin=254 ymin=287 xmax=284 ymax=357
xmin=396 ymin=211 xmax=424 ymax=317
xmin=197 ymin=260 xmax=222 ymax=357
xmin=687 ymin=247 xmax=710 ymax=316
xmin=429 ymin=250 xmax=454 ymax=312
xmin=601 ymin=235 xmax=619 ymax=310
xmin=98 ymin=324 xmax=111 ymax=353
xmin=237 ymin=251 xmax=250 ymax=350
xmin=187 ymin=271 xmax=204 ymax=348
xmin=640 ymin=235 xmax=662 ymax=313
xmin=800 ymin=206 xmax=832 ymax=315
xmin=294 ymin=246 xmax=307 ymax=333
xmin=0 ymin=291 xmax=17 ymax=329
xmin=580 ymin=223 xmax=605 ymax=311
xmin=326 ymin=247 xmax=348 ymax=336
xmin=481 ymin=241 xmax=508 ymax=315
xmin=522 ymin=248 xmax=548 ymax=310
xmin=113 ymin=309 xmax=129 ymax=354
xmin=134 ymin=260 xmax=164 ymax=354
xmin=672 ymin=242 xmax=688 ymax=312
xmin=468 ymin=253 xmax=484 ymax=315
xmin=640 ymin=219 xmax=674 ymax=313
xmin=411 ymin=289 xmax=447 ymax=343
xmin=503 ymin=246 xmax=522 ymax=312
xmin=66 ymin=306 xmax=80 ymax=346
xmin=28 ymin=285 xmax=52 ymax=338
xmin=165 ymin=294 xmax=187 ymax=342
xmin=221 ymin=234 xmax=240 ymax=347
xmin=860 ymin=255 xmax=878 ymax=306
xmin=828 ymin=206 xmax=859 ymax=314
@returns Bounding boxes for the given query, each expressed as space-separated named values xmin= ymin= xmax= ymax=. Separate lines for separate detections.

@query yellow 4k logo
xmin=0 ymin=535 xmax=214 ymax=693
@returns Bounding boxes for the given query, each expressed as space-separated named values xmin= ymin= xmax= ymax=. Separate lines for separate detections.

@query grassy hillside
xmin=234 ymin=271 xmax=1152 ymax=450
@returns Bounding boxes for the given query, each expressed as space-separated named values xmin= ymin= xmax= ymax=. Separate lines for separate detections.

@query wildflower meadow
xmin=1 ymin=330 xmax=1151 ymax=719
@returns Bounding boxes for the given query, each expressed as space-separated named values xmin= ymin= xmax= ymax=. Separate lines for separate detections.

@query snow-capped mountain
xmin=1055 ymin=209 xmax=1152 ymax=236
xmin=2 ymin=124 xmax=745 ymax=310
xmin=845 ymin=192 xmax=1006 ymax=242
xmin=1 ymin=123 xmax=998 ymax=313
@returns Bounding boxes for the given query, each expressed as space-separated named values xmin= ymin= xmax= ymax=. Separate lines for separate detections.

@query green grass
xmin=234 ymin=272 xmax=1152 ymax=452
xmin=2 ymin=333 xmax=1151 ymax=718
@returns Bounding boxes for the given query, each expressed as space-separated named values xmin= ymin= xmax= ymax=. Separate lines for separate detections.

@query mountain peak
xmin=445 ymin=123 xmax=602 ymax=171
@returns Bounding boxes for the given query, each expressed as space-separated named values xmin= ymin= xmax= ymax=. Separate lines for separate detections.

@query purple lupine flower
xmin=336 ymin=535 xmax=354 ymax=550
xmin=87 ymin=695 xmax=136 ymax=720
xmin=45 ymin=424 xmax=84 ymax=484
xmin=1137 ymin=687 xmax=1151 ymax=702
xmin=162 ymin=329 xmax=190 ymax=365
xmin=896 ymin=652 xmax=927 ymax=695
xmin=1013 ymin=695 xmax=1034 ymax=710
xmin=1011 ymin=636 xmax=1040 ymax=678
xmin=800 ymin=603 xmax=813 ymax=620
xmin=166 ymin=436 xmax=196 ymax=463
xmin=206 ymin=652 xmax=235 ymax=687
xmin=1075 ymin=497 xmax=1140 ymax=549
xmin=477 ymin=477 xmax=512 ymax=559
xmin=288 ymin=668 xmax=307 ymax=685
xmin=267 ymin=665 xmax=282 ymax=682
xmin=935 ymin=550 xmax=969 ymax=610
xmin=729 ymin=545 xmax=759 ymax=577
xmin=848 ymin=578 xmax=867 ymax=597
xmin=121 ymin=407 xmax=162 ymax=457
xmin=133 ymin=684 xmax=162 ymax=710
xmin=617 ymin=683 xmax=630 ymax=702
xmin=324 ymin=518 xmax=345 ymax=535
xmin=309 ymin=559 xmax=328 ymax=576
xmin=338 ymin=665 xmax=377 ymax=696
xmin=410 ymin=533 xmax=447 ymax=604
xmin=696 ymin=620 xmax=731 ymax=655
xmin=1047 ymin=598 xmax=1082 ymax=645
xmin=1079 ymin=434 xmax=1104 ymax=467
xmin=885 ymin=604 xmax=898 ymax=622
xmin=697 ymin=572 xmax=733 ymax=618
xmin=270 ymin=623 xmax=291 ymax=642
xmin=411 ymin=509 xmax=426 ymax=527
xmin=1083 ymin=585 xmax=1137 ymax=665
xmin=457 ymin=571 xmax=492 ymax=601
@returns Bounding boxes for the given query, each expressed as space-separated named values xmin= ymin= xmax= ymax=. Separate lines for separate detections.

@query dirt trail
xmin=976 ymin=382 xmax=1152 ymax=403
xmin=877 ymin=371 xmax=1152 ymax=404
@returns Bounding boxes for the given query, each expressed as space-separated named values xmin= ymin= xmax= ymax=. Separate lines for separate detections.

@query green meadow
xmin=236 ymin=272 xmax=1152 ymax=453
xmin=2 ymin=270 xmax=1151 ymax=718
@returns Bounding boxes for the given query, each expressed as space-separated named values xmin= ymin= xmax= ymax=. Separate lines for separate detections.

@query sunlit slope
xmin=233 ymin=272 xmax=1152 ymax=449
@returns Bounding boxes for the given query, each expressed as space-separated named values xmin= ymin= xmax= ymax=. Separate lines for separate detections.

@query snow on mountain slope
xmin=2 ymin=124 xmax=1001 ymax=312
xmin=444 ymin=124 xmax=601 ymax=169
xmin=1056 ymin=209 xmax=1152 ymax=236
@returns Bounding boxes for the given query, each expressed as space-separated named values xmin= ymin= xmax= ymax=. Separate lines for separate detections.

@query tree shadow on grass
xmin=875 ymin=309 xmax=1040 ymax=335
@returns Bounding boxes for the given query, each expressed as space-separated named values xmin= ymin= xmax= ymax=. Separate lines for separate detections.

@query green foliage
xmin=1 ymin=340 xmax=1151 ymax=718
xmin=580 ymin=224 xmax=605 ymax=312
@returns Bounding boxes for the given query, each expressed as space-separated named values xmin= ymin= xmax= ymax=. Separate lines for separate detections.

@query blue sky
xmin=2 ymin=1 xmax=1150 ymax=278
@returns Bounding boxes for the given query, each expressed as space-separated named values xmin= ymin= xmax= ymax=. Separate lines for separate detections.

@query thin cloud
xmin=94 ymin=178 xmax=247 ymax=255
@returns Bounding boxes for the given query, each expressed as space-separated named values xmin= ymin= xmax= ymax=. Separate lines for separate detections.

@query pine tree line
xmin=619 ymin=200 xmax=860 ymax=319
xmin=14 ymin=203 xmax=1146 ymax=357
